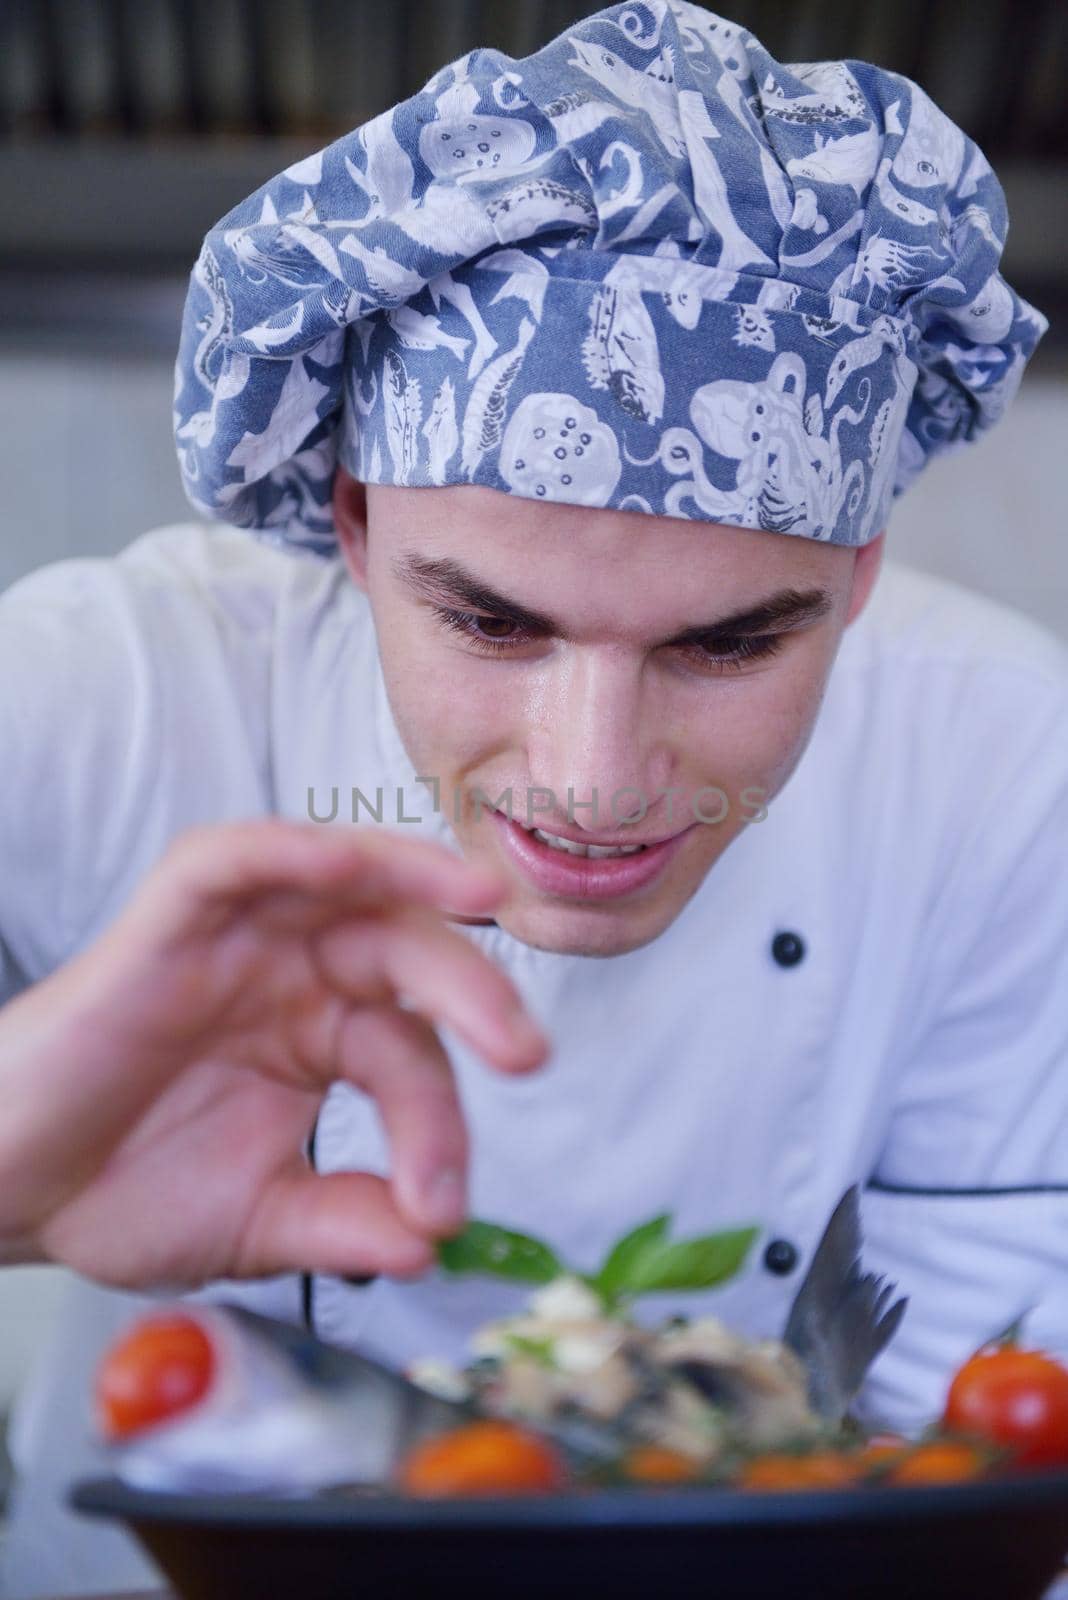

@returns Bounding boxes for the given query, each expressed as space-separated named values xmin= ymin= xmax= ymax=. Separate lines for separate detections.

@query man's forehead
xmin=371 ymin=479 xmax=800 ymax=548
xmin=370 ymin=482 xmax=850 ymax=593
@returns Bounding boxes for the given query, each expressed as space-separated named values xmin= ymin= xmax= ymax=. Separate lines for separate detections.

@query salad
xmin=408 ymin=1215 xmax=819 ymax=1468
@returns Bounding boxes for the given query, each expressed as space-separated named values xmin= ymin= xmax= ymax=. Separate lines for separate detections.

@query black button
xmin=343 ymin=1274 xmax=378 ymax=1288
xmin=771 ymin=930 xmax=805 ymax=967
xmin=763 ymin=1238 xmax=799 ymax=1276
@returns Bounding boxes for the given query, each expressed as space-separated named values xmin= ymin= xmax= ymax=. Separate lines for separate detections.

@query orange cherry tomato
xmin=887 ymin=1440 xmax=990 ymax=1486
xmin=856 ymin=1443 xmax=908 ymax=1474
xmin=737 ymin=1450 xmax=861 ymax=1492
xmin=398 ymin=1420 xmax=567 ymax=1496
xmin=96 ymin=1313 xmax=215 ymax=1440
xmin=623 ymin=1445 xmax=701 ymax=1485
xmin=944 ymin=1346 xmax=1068 ymax=1469
xmin=856 ymin=1440 xmax=908 ymax=1465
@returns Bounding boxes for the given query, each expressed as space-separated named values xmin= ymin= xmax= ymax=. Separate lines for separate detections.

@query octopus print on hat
xmin=174 ymin=0 xmax=1047 ymax=552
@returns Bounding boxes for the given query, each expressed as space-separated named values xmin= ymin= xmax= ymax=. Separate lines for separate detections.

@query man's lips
xmin=489 ymin=808 xmax=695 ymax=900
xmin=500 ymin=814 xmax=682 ymax=849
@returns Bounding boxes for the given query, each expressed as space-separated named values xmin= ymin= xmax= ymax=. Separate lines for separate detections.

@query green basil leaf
xmin=593 ymin=1214 xmax=672 ymax=1302
xmin=503 ymin=1333 xmax=557 ymax=1368
xmin=621 ymin=1226 xmax=759 ymax=1296
xmin=436 ymin=1220 xmax=562 ymax=1286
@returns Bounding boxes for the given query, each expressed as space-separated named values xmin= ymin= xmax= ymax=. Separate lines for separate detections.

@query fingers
xmin=136 ymin=819 xmax=510 ymax=943
xmin=312 ymin=905 xmax=550 ymax=1076
xmin=236 ymin=1169 xmax=436 ymax=1280
xmin=335 ymin=1005 xmax=468 ymax=1236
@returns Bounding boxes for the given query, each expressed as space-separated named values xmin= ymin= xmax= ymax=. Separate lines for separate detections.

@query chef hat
xmin=174 ymin=0 xmax=1047 ymax=552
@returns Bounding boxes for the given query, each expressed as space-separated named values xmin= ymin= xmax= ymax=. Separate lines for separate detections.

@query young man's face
xmin=334 ymin=473 xmax=883 ymax=957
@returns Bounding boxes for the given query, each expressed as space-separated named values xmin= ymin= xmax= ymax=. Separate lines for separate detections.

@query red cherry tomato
xmin=944 ymin=1346 xmax=1068 ymax=1469
xmin=96 ymin=1313 xmax=215 ymax=1440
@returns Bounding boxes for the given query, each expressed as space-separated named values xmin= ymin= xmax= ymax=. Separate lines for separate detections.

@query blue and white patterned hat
xmin=174 ymin=0 xmax=1047 ymax=552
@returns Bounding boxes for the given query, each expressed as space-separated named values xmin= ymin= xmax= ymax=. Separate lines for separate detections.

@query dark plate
xmin=72 ymin=1470 xmax=1068 ymax=1600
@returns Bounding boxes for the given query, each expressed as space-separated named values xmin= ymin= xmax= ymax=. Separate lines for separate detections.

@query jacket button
xmin=771 ymin=930 xmax=805 ymax=967
xmin=763 ymin=1238 xmax=799 ymax=1276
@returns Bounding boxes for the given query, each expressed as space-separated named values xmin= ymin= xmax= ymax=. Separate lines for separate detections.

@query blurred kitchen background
xmin=0 ymin=0 xmax=1066 ymax=1516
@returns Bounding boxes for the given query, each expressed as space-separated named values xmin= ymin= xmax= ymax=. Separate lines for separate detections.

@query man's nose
xmin=527 ymin=654 xmax=674 ymax=829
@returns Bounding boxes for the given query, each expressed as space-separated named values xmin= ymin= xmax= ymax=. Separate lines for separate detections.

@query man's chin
xmin=491 ymin=896 xmax=677 ymax=959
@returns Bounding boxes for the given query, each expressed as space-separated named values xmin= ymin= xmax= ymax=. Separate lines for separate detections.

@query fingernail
xmin=425 ymin=1168 xmax=466 ymax=1229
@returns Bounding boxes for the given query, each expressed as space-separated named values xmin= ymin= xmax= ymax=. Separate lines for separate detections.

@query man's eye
xmin=432 ymin=607 xmax=786 ymax=673
xmin=470 ymin=616 xmax=521 ymax=641
xmin=433 ymin=607 xmax=528 ymax=650
xmin=685 ymin=634 xmax=785 ymax=672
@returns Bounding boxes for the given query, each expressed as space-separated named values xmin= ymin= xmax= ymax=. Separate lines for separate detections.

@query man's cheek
xmin=745 ymin=676 xmax=829 ymax=799
xmin=697 ymin=674 xmax=824 ymax=809
xmin=389 ymin=663 xmax=504 ymax=774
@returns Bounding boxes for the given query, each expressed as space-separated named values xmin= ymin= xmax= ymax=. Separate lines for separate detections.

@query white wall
xmin=0 ymin=1271 xmax=69 ymax=1423
xmin=0 ymin=350 xmax=191 ymax=591
xmin=888 ymin=369 xmax=1068 ymax=637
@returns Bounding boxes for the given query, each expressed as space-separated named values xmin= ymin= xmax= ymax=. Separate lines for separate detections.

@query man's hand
xmin=0 ymin=819 xmax=547 ymax=1288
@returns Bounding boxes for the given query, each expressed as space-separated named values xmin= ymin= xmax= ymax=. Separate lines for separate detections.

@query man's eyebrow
xmin=392 ymin=554 xmax=832 ymax=643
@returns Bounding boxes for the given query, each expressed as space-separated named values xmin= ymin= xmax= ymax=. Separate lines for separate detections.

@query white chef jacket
xmin=1 ymin=521 xmax=1066 ymax=1596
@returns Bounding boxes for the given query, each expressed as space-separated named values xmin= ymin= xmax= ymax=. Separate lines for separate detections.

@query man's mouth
xmin=490 ymin=810 xmax=693 ymax=902
xmin=522 ymin=825 xmax=647 ymax=859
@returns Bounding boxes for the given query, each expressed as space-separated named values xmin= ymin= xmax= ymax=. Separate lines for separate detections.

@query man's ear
xmin=844 ymin=530 xmax=885 ymax=626
xmin=332 ymin=467 xmax=369 ymax=591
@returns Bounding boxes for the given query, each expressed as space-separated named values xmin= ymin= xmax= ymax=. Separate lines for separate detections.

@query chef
xmin=1 ymin=3 xmax=1066 ymax=1593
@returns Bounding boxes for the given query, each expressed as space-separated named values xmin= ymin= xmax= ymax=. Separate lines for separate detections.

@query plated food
xmin=397 ymin=1267 xmax=1063 ymax=1495
xmin=89 ymin=1187 xmax=1068 ymax=1502
xmin=404 ymin=1270 xmax=827 ymax=1481
xmin=77 ymin=1192 xmax=1068 ymax=1600
xmin=90 ymin=1191 xmax=884 ymax=1491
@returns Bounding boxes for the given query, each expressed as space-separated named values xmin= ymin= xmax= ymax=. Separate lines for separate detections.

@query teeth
xmin=530 ymin=826 xmax=645 ymax=858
